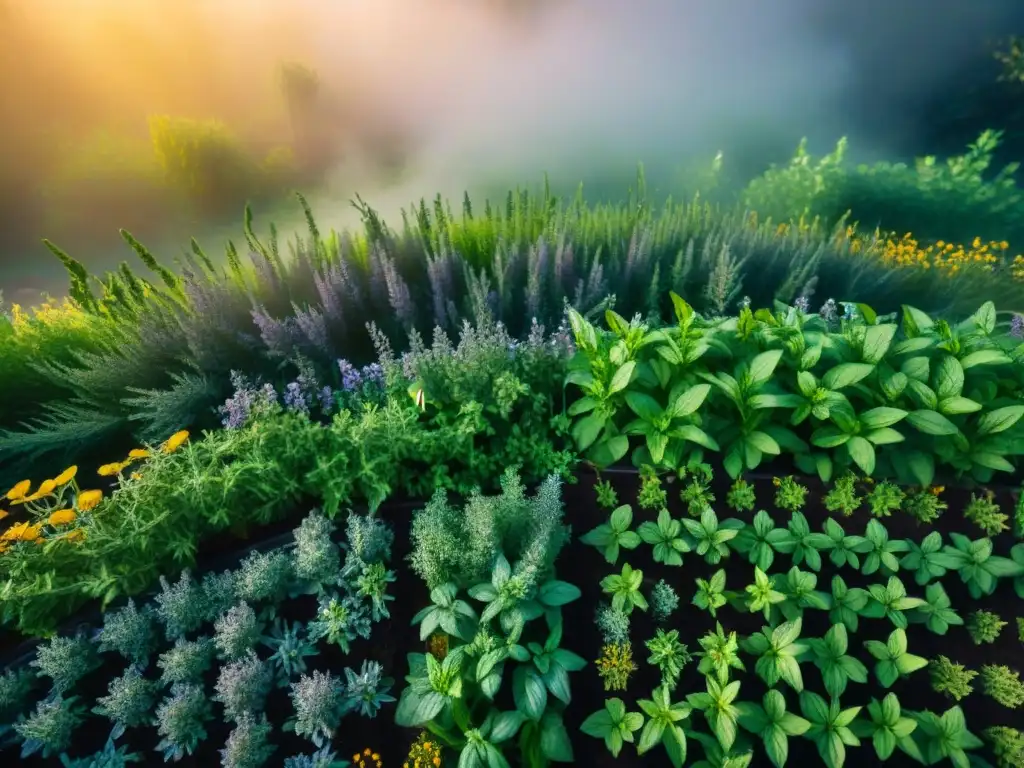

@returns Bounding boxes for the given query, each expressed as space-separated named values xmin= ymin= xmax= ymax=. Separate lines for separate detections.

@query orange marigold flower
xmin=47 ymin=509 xmax=77 ymax=527
xmin=76 ymin=489 xmax=103 ymax=512
xmin=128 ymin=449 xmax=150 ymax=460
xmin=4 ymin=522 xmax=43 ymax=543
xmin=97 ymin=461 xmax=129 ymax=477
xmin=33 ymin=478 xmax=57 ymax=498
xmin=53 ymin=466 xmax=78 ymax=486
xmin=162 ymin=430 xmax=190 ymax=454
xmin=4 ymin=480 xmax=31 ymax=501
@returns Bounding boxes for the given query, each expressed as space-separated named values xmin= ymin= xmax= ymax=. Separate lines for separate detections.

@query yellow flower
xmin=0 ymin=509 xmax=8 ymax=521
xmin=97 ymin=461 xmax=129 ymax=477
xmin=64 ymin=529 xmax=86 ymax=543
xmin=4 ymin=480 xmax=31 ymax=501
xmin=47 ymin=509 xmax=77 ymax=527
xmin=3 ymin=522 xmax=43 ymax=543
xmin=162 ymin=430 xmax=190 ymax=454
xmin=34 ymin=478 xmax=57 ymax=498
xmin=130 ymin=472 xmax=142 ymax=481
xmin=432 ymin=759 xmax=440 ymax=767
xmin=128 ymin=448 xmax=150 ymax=460
xmin=76 ymin=489 xmax=103 ymax=512
xmin=53 ymin=466 xmax=78 ymax=486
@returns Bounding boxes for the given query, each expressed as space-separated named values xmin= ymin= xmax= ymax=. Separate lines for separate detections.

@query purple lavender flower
xmin=360 ymin=363 xmax=384 ymax=388
xmin=219 ymin=372 xmax=279 ymax=429
xmin=1011 ymin=313 xmax=1024 ymax=339
xmin=283 ymin=381 xmax=310 ymax=415
xmin=337 ymin=360 xmax=363 ymax=392
xmin=793 ymin=296 xmax=810 ymax=313
xmin=318 ymin=386 xmax=335 ymax=415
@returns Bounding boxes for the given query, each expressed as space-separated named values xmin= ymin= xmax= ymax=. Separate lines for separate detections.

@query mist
xmin=2 ymin=0 xmax=1023 ymax=302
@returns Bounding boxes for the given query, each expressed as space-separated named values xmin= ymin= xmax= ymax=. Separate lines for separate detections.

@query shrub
xmin=96 ymin=599 xmax=158 ymax=666
xmin=30 ymin=633 xmax=100 ymax=695
xmin=903 ymin=489 xmax=948 ymax=525
xmin=930 ymin=656 xmax=977 ymax=701
xmin=290 ymin=511 xmax=340 ymax=590
xmin=823 ymin=473 xmax=861 ymax=517
xmin=93 ymin=665 xmax=159 ymax=736
xmin=963 ymin=491 xmax=1009 ymax=536
xmin=866 ymin=481 xmax=905 ymax=518
xmin=650 ymin=580 xmax=680 ymax=624
xmin=155 ymin=683 xmax=213 ymax=762
xmin=980 ymin=665 xmax=1024 ymax=709
xmin=214 ymin=603 xmax=263 ymax=661
xmin=234 ymin=550 xmax=293 ymax=606
xmin=595 ymin=604 xmax=631 ymax=645
xmin=289 ymin=671 xmax=343 ymax=748
xmin=221 ymin=712 xmax=276 ymax=768
xmin=14 ymin=695 xmax=86 ymax=759
xmin=725 ymin=478 xmax=756 ymax=513
xmin=596 ymin=642 xmax=637 ymax=692
xmin=214 ymin=652 xmax=273 ymax=723
xmin=986 ymin=726 xmax=1024 ymax=768
xmin=157 ymin=637 xmax=217 ymax=687
xmin=967 ymin=610 xmax=1007 ymax=645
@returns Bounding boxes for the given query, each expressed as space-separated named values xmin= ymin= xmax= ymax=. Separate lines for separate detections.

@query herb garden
xmin=3 ymin=147 xmax=1024 ymax=767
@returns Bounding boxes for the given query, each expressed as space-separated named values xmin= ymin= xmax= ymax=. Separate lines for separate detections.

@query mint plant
xmin=774 ymin=511 xmax=834 ymax=571
xmin=692 ymin=570 xmax=728 ymax=617
xmin=741 ymin=618 xmax=807 ymax=693
xmin=828 ymin=575 xmax=870 ymax=632
xmin=646 ymin=629 xmax=692 ymax=691
xmin=907 ymin=706 xmax=984 ymax=768
xmin=686 ymin=675 xmax=743 ymax=751
xmin=580 ymin=698 xmax=644 ymax=758
xmin=908 ymin=583 xmax=962 ymax=635
xmin=900 ymin=531 xmax=961 ymax=586
xmin=638 ymin=508 xmax=690 ymax=565
xmin=821 ymin=518 xmax=866 ymax=569
xmin=411 ymin=583 xmax=478 ymax=643
xmin=744 ymin=567 xmax=786 ymax=620
xmin=777 ymin=566 xmax=832 ymax=621
xmin=862 ymin=576 xmax=926 ymax=629
xmin=636 ymin=685 xmax=692 ymax=767
xmin=736 ymin=689 xmax=810 ymax=768
xmin=733 ymin=509 xmax=788 ymax=572
xmin=579 ymin=504 xmax=642 ymax=564
xmin=798 ymin=691 xmax=862 ymax=768
xmin=864 ymin=628 xmax=928 ymax=688
xmin=851 ymin=693 xmax=918 ymax=761
xmin=697 ymin=623 xmax=746 ymax=684
xmin=600 ymin=563 xmax=648 ymax=615
xmin=858 ymin=519 xmax=909 ymax=576
xmin=805 ymin=623 xmax=869 ymax=699
xmin=682 ymin=507 xmax=743 ymax=565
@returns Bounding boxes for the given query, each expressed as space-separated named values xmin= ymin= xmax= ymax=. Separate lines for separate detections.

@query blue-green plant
xmin=234 ymin=549 xmax=294 ymax=607
xmin=736 ymin=689 xmax=811 ymax=768
xmin=153 ymin=571 xmax=207 ymax=641
xmin=201 ymin=570 xmax=239 ymax=624
xmin=15 ymin=695 xmax=87 ymax=760
xmin=214 ymin=603 xmax=263 ymax=661
xmin=600 ymin=563 xmax=648 ymax=615
xmin=828 ymin=576 xmax=870 ymax=632
xmin=636 ymin=685 xmax=692 ymax=768
xmin=340 ymin=660 xmax=395 ymax=719
xmin=908 ymin=583 xmax=962 ymax=636
xmin=862 ymin=576 xmax=926 ymax=629
xmin=214 ymin=651 xmax=273 ymax=723
xmin=95 ymin=599 xmax=158 ymax=667
xmin=821 ymin=518 xmax=866 ymax=569
xmin=850 ymin=693 xmax=918 ymax=762
xmin=595 ymin=603 xmax=631 ymax=644
xmin=742 ymin=618 xmax=807 ymax=693
xmin=682 ymin=507 xmax=743 ymax=565
xmin=733 ymin=510 xmax=788 ymax=572
xmin=282 ymin=746 xmax=345 ymax=768
xmin=798 ymin=691 xmax=862 ymax=768
xmin=343 ymin=510 xmax=394 ymax=567
xmin=944 ymin=534 xmax=1024 ymax=598
xmin=154 ymin=683 xmax=213 ymax=762
xmin=650 ymin=580 xmax=679 ymax=624
xmin=261 ymin=619 xmax=318 ymax=687
xmin=287 ymin=670 xmax=343 ymax=748
xmin=804 ymin=623 xmax=868 ymax=699
xmin=580 ymin=697 xmax=645 ymax=758
xmin=863 ymin=628 xmax=928 ymax=688
xmin=220 ymin=712 xmax=276 ymax=768
xmin=289 ymin=511 xmax=340 ymax=594
xmin=30 ymin=632 xmax=101 ymax=695
xmin=157 ymin=636 xmax=216 ymax=687
xmin=307 ymin=593 xmax=370 ymax=653
xmin=411 ymin=582 xmax=479 ymax=643
xmin=58 ymin=736 xmax=143 ymax=767
xmin=579 ymin=503 xmax=641 ymax=564
xmin=355 ymin=561 xmax=396 ymax=622
xmin=639 ymin=508 xmax=690 ymax=565
xmin=93 ymin=666 xmax=159 ymax=738
xmin=857 ymin=519 xmax=908 ymax=576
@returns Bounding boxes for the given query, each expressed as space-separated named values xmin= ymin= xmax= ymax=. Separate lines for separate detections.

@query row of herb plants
xmin=564 ymin=294 xmax=1024 ymax=486
xmin=0 ymin=508 xmax=398 ymax=767
xmin=570 ymin=466 xmax=1024 ymax=767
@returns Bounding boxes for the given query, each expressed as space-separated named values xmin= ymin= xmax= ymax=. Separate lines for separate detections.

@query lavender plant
xmin=234 ymin=549 xmax=294 ymax=606
xmin=340 ymin=660 xmax=396 ymax=718
xmin=220 ymin=712 xmax=276 ymax=768
xmin=290 ymin=511 xmax=340 ymax=592
xmin=154 ymin=571 xmax=207 ymax=641
xmin=30 ymin=632 xmax=101 ymax=694
xmin=287 ymin=671 xmax=343 ymax=748
xmin=93 ymin=666 xmax=159 ymax=738
xmin=95 ymin=599 xmax=158 ymax=667
xmin=154 ymin=683 xmax=213 ymax=762
xmin=214 ymin=652 xmax=273 ymax=723
xmin=157 ymin=636 xmax=217 ymax=687
xmin=201 ymin=569 xmax=239 ymax=623
xmin=214 ymin=603 xmax=264 ymax=661
xmin=15 ymin=695 xmax=87 ymax=759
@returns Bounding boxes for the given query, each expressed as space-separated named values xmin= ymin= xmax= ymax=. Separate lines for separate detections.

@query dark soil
xmin=4 ymin=467 xmax=1023 ymax=767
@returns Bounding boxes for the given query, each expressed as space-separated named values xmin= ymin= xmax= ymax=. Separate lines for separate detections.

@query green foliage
xmin=798 ymin=691 xmax=862 ymax=768
xmin=215 ymin=603 xmax=264 ymax=661
xmin=409 ymin=468 xmax=568 ymax=591
xmin=821 ymin=518 xmax=867 ymax=570
xmin=967 ymin=609 xmax=1007 ymax=644
xmin=153 ymin=571 xmax=213 ymax=642
xmin=903 ymin=490 xmax=948 ymax=525
xmin=900 ymin=531 xmax=961 ymax=586
xmin=733 ymin=509 xmax=788 ymax=572
xmin=681 ymin=507 xmax=743 ymax=565
xmin=680 ymin=465 xmax=715 ymax=516
xmin=93 ymin=666 xmax=159 ymax=737
xmin=636 ymin=466 xmax=668 ymax=510
xmin=646 ymin=629 xmax=692 ymax=691
xmin=96 ymin=599 xmax=158 ymax=666
xmin=234 ymin=550 xmax=293 ymax=606
xmin=594 ymin=603 xmax=631 ymax=644
xmin=593 ymin=478 xmax=618 ymax=510
xmin=776 ymin=566 xmax=832 ymax=622
xmin=773 ymin=477 xmax=808 ymax=513
xmin=220 ymin=712 xmax=276 ymax=768
xmin=828 ymin=575 xmax=870 ymax=633
xmin=650 ymin=580 xmax=680 ymax=624
xmin=963 ymin=491 xmax=1010 ymax=536
xmin=980 ymin=665 xmax=1024 ymax=709
xmin=157 ymin=637 xmax=216 ymax=687
xmin=858 ymin=519 xmax=909 ymax=576
xmin=697 ymin=623 xmax=746 ymax=684
xmin=805 ymin=623 xmax=869 ymax=699
xmin=944 ymin=533 xmax=1024 ymax=599
xmin=866 ymin=481 xmax=905 ymax=518
xmin=155 ymin=683 xmax=213 ymax=762
xmin=744 ymin=567 xmax=786 ymax=620
xmin=908 ymin=583 xmax=962 ymax=636
xmin=736 ymin=689 xmax=810 ymax=768
xmin=214 ymin=652 xmax=273 ymax=723
xmin=905 ymin=706 xmax=983 ymax=766
xmin=635 ymin=685 xmax=692 ymax=768
xmin=741 ymin=618 xmax=807 ymax=692
xmin=288 ymin=671 xmax=343 ymax=748
xmin=774 ymin=510 xmax=834 ymax=571
xmin=861 ymin=575 xmax=926 ymax=629
xmin=596 ymin=642 xmax=638 ymax=692
xmin=985 ymin=725 xmax=1024 ymax=768
xmin=290 ymin=512 xmax=340 ymax=592
xmin=686 ymin=675 xmax=743 ymax=752
xmin=340 ymin=660 xmax=396 ymax=719
xmin=692 ymin=569 xmax=729 ymax=617
xmin=850 ymin=693 xmax=918 ymax=762
xmin=823 ymin=473 xmax=861 ymax=517
xmin=261 ymin=620 xmax=317 ymax=688
xmin=15 ymin=695 xmax=87 ymax=760
xmin=307 ymin=594 xmax=370 ymax=653
xmin=579 ymin=504 xmax=641 ymax=564
xmin=725 ymin=478 xmax=756 ymax=513
xmin=579 ymin=698 xmax=644 ymax=758
xmin=929 ymin=656 xmax=977 ymax=702
xmin=30 ymin=633 xmax=101 ymax=695
xmin=600 ymin=563 xmax=648 ymax=615
xmin=639 ymin=508 xmax=690 ymax=565
xmin=863 ymin=628 xmax=929 ymax=688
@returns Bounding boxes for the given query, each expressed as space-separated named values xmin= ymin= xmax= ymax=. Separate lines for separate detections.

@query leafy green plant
xmin=636 ymin=685 xmax=692 ymax=768
xmin=736 ymin=689 xmax=810 ymax=768
xmin=773 ymin=476 xmax=808 ymax=513
xmin=862 ymin=576 xmax=926 ymax=629
xmin=682 ymin=507 xmax=743 ymax=565
xmin=828 ymin=575 xmax=870 ymax=632
xmin=580 ymin=698 xmax=644 ymax=758
xmin=980 ymin=665 xmax=1024 ymax=708
xmin=596 ymin=642 xmax=638 ymax=692
xmin=680 ymin=470 xmax=716 ymax=517
xmin=967 ymin=609 xmax=1007 ymax=644
xmin=963 ymin=491 xmax=1009 ymax=536
xmin=821 ymin=518 xmax=866 ymax=569
xmin=638 ymin=508 xmax=690 ymax=565
xmin=514 ymin=615 xmax=587 ymax=717
xmin=600 ymin=563 xmax=648 ymax=614
xmin=907 ymin=706 xmax=984 ymax=768
xmin=930 ymin=656 xmax=977 ymax=701
xmin=30 ymin=633 xmax=101 ymax=695
xmin=851 ymin=693 xmax=918 ymax=761
xmin=903 ymin=489 xmax=947 ymax=525
xmin=741 ymin=618 xmax=807 ymax=692
xmin=412 ymin=583 xmax=478 ymax=643
xmin=866 ymin=481 xmax=905 ymax=518
xmin=900 ymin=531 xmax=961 ymax=586
xmin=697 ymin=623 xmax=746 ymax=684
xmin=777 ymin=566 xmax=832 ymax=621
xmin=646 ymin=629 xmax=692 ymax=691
xmin=595 ymin=604 xmax=631 ymax=645
xmin=744 ymin=567 xmax=786 ymax=620
xmin=798 ymin=691 xmax=862 ymax=768
xmin=637 ymin=465 xmax=668 ymax=510
xmin=579 ymin=504 xmax=641 ymax=564
xmin=805 ymin=623 xmax=869 ymax=699
xmin=394 ymin=650 xmax=464 ymax=728
xmin=864 ymin=628 xmax=928 ymax=688
xmin=908 ymin=583 xmax=962 ymax=635
xmin=221 ymin=712 xmax=276 ymax=768
xmin=594 ymin=478 xmax=619 ymax=510
xmin=823 ymin=473 xmax=861 ymax=517
xmin=858 ymin=519 xmax=909 ymax=576
xmin=650 ymin=580 xmax=680 ymax=624
xmin=155 ymin=683 xmax=213 ymax=761
xmin=15 ymin=695 xmax=87 ymax=760
xmin=93 ymin=666 xmax=159 ymax=739
xmin=726 ymin=478 xmax=757 ymax=513
xmin=686 ymin=675 xmax=743 ymax=751
xmin=985 ymin=725 xmax=1024 ymax=768
xmin=95 ymin=599 xmax=158 ymax=667
xmin=944 ymin=533 xmax=1024 ymax=598
xmin=693 ymin=570 xmax=729 ymax=617
xmin=774 ymin=510 xmax=834 ymax=571
xmin=733 ymin=509 xmax=788 ymax=572
xmin=468 ymin=553 xmax=581 ymax=635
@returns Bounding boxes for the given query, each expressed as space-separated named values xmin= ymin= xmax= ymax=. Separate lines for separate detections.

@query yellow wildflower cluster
xmin=596 ymin=642 xmax=638 ymax=692
xmin=0 ymin=465 xmax=101 ymax=552
xmin=7 ymin=297 xmax=90 ymax=331
xmin=353 ymin=747 xmax=383 ymax=768
xmin=404 ymin=732 xmax=442 ymax=768
xmin=98 ymin=429 xmax=190 ymax=478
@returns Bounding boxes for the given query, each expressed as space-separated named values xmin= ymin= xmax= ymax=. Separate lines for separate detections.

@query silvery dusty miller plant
xmin=214 ymin=651 xmax=274 ymax=723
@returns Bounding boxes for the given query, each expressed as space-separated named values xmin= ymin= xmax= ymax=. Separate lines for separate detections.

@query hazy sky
xmin=2 ymin=0 xmax=1023 ymax=301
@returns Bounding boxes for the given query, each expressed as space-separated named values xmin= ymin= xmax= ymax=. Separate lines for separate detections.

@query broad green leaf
xmin=846 ymin=436 xmax=875 ymax=475
xmin=609 ymin=361 xmax=637 ymax=394
xmin=976 ymin=405 xmax=1024 ymax=436
xmin=823 ymin=363 xmax=875 ymax=390
xmin=513 ymin=666 xmax=547 ymax=721
xmin=571 ymin=413 xmax=605 ymax=450
xmin=862 ymin=324 xmax=897 ymax=364
xmin=859 ymin=407 xmax=907 ymax=430
xmin=625 ymin=392 xmax=663 ymax=422
xmin=960 ymin=349 xmax=1011 ymax=369
xmin=970 ymin=301 xmax=996 ymax=334
xmin=671 ymin=384 xmax=711 ymax=418
xmin=905 ymin=410 xmax=958 ymax=436
xmin=749 ymin=349 xmax=784 ymax=386
xmin=939 ymin=396 xmax=982 ymax=415
xmin=901 ymin=305 xmax=934 ymax=337
xmin=933 ymin=356 xmax=964 ymax=399
xmin=589 ymin=435 xmax=630 ymax=467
